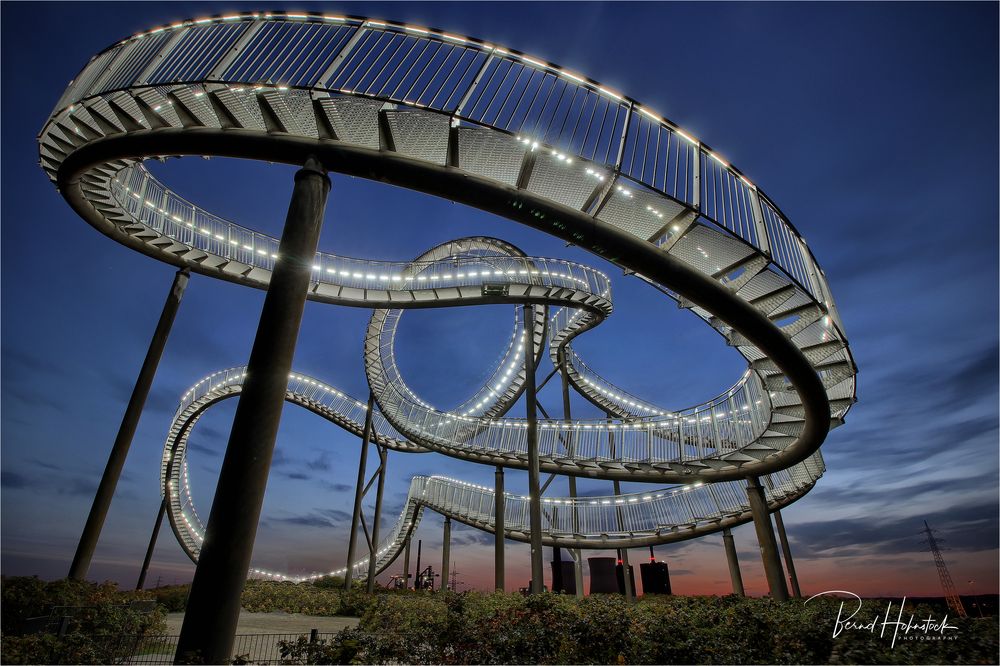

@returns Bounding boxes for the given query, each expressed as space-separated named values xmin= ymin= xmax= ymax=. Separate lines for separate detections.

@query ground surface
xmin=165 ymin=610 xmax=359 ymax=635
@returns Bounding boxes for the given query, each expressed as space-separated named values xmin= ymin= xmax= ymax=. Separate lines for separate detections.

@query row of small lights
xmin=176 ymin=364 xmax=762 ymax=445
xmin=122 ymin=184 xmax=279 ymax=259
xmin=462 ymin=333 xmax=525 ymax=416
xmin=117 ymin=171 xmax=615 ymax=291
xmin=117 ymin=177 xmax=616 ymax=298
xmin=426 ymin=474 xmax=706 ymax=507
xmin=101 ymin=13 xmax=753 ymax=188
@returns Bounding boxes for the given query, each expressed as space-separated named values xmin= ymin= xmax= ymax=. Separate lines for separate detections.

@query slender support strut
xmin=745 ymin=476 xmax=789 ymax=601
xmin=772 ymin=510 xmax=801 ymax=598
xmin=174 ymin=157 xmax=330 ymax=664
xmin=402 ymin=537 xmax=411 ymax=589
xmin=494 ymin=465 xmax=505 ymax=591
xmin=523 ymin=305 xmax=544 ymax=594
xmin=559 ymin=350 xmax=584 ymax=598
xmin=764 ymin=477 xmax=800 ymax=597
xmin=136 ymin=498 xmax=167 ymax=590
xmin=608 ymin=412 xmax=635 ymax=601
xmin=367 ymin=444 xmax=388 ymax=593
xmin=722 ymin=527 xmax=745 ymax=596
xmin=69 ymin=267 xmax=190 ymax=581
xmin=345 ymin=391 xmax=375 ymax=591
xmin=441 ymin=516 xmax=451 ymax=590
xmin=414 ymin=540 xmax=422 ymax=590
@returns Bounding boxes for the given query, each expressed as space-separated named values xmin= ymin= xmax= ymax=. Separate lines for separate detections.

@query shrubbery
xmin=238 ymin=580 xmax=378 ymax=617
xmin=148 ymin=583 xmax=191 ymax=612
xmin=348 ymin=591 xmax=998 ymax=665
xmin=1 ymin=576 xmax=166 ymax=665
xmin=4 ymin=576 xmax=995 ymax=664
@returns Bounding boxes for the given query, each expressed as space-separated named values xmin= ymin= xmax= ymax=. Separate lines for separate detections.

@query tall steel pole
xmin=722 ymin=527 xmax=745 ymax=596
xmin=175 ymin=157 xmax=330 ymax=664
xmin=523 ymin=305 xmax=544 ymax=594
xmin=441 ymin=516 xmax=451 ymax=590
xmin=414 ymin=539 xmax=422 ymax=589
xmin=402 ymin=537 xmax=411 ymax=589
xmin=366 ymin=445 xmax=387 ymax=593
xmin=745 ymin=475 xmax=789 ymax=601
xmin=69 ymin=267 xmax=190 ymax=581
xmin=558 ymin=349 xmax=584 ymax=598
xmin=345 ymin=391 xmax=375 ymax=591
xmin=135 ymin=498 xmax=167 ymax=590
xmin=608 ymin=413 xmax=634 ymax=601
xmin=772 ymin=510 xmax=801 ymax=598
xmin=494 ymin=465 xmax=505 ymax=591
xmin=764 ymin=475 xmax=801 ymax=598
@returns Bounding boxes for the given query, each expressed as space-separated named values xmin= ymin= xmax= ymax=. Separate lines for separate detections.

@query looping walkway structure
xmin=41 ymin=11 xmax=856 ymax=659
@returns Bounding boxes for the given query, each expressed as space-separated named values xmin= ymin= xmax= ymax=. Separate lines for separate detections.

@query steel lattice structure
xmin=40 ymin=12 xmax=857 ymax=585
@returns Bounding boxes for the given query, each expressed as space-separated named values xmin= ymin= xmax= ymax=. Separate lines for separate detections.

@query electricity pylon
xmin=921 ymin=520 xmax=967 ymax=618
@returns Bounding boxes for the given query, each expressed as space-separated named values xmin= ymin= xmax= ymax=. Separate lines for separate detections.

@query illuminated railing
xmin=110 ymin=166 xmax=612 ymax=299
xmin=46 ymin=12 xmax=842 ymax=321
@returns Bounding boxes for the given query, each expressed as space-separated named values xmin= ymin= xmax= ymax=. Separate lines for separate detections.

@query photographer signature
xmin=805 ymin=590 xmax=960 ymax=648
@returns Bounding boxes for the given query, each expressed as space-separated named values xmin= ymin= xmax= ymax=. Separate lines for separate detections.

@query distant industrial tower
xmin=921 ymin=520 xmax=967 ymax=618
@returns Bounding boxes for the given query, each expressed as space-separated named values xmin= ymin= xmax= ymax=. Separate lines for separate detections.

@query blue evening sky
xmin=2 ymin=2 xmax=997 ymax=596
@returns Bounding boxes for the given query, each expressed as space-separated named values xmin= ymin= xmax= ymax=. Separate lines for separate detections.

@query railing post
xmin=613 ymin=102 xmax=634 ymax=171
xmin=207 ymin=21 xmax=266 ymax=80
xmin=691 ymin=145 xmax=702 ymax=210
xmin=453 ymin=50 xmax=496 ymax=116
xmin=748 ymin=188 xmax=771 ymax=257
xmin=69 ymin=266 xmax=190 ymax=581
xmin=134 ymin=29 xmax=188 ymax=85
xmin=174 ymin=157 xmax=330 ymax=664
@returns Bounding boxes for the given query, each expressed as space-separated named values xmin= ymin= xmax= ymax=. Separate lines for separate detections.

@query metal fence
xmin=115 ymin=631 xmax=340 ymax=665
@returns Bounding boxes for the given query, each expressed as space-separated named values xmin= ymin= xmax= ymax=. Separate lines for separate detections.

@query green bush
xmin=275 ymin=633 xmax=360 ymax=664
xmin=148 ymin=583 xmax=191 ymax=612
xmin=1 ymin=576 xmax=166 ymax=665
xmin=238 ymin=580 xmax=379 ymax=617
xmin=311 ymin=575 xmax=345 ymax=590
xmin=347 ymin=591 xmax=998 ymax=665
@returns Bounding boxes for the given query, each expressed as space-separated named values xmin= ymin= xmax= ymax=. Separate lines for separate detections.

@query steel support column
xmin=414 ymin=540 xmax=422 ymax=590
xmin=764 ymin=477 xmax=801 ymax=598
xmin=722 ymin=527 xmax=745 ymax=596
xmin=69 ymin=267 xmax=190 ymax=581
xmin=402 ymin=537 xmax=411 ymax=590
xmin=345 ymin=391 xmax=375 ymax=591
xmin=772 ymin=510 xmax=801 ymax=598
xmin=523 ymin=305 xmax=543 ymax=594
xmin=366 ymin=444 xmax=388 ymax=593
xmin=174 ymin=157 xmax=329 ymax=664
xmin=746 ymin=476 xmax=789 ymax=601
xmin=559 ymin=350 xmax=584 ymax=598
xmin=613 ymin=476 xmax=635 ymax=602
xmin=494 ymin=465 xmax=505 ymax=591
xmin=441 ymin=516 xmax=451 ymax=590
xmin=608 ymin=412 xmax=634 ymax=601
xmin=136 ymin=498 xmax=167 ymax=590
